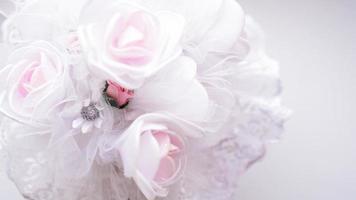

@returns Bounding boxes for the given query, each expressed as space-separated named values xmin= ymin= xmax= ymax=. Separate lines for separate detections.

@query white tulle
xmin=0 ymin=0 xmax=290 ymax=200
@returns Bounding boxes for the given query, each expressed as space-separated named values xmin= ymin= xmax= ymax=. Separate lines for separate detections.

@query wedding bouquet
xmin=0 ymin=0 xmax=289 ymax=199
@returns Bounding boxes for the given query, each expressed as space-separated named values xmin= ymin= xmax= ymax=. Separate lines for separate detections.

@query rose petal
xmin=154 ymin=156 xmax=176 ymax=183
xmin=118 ymin=25 xmax=145 ymax=47
xmin=137 ymin=131 xmax=161 ymax=181
xmin=72 ymin=118 xmax=84 ymax=129
xmin=153 ymin=131 xmax=171 ymax=158
xmin=81 ymin=121 xmax=93 ymax=134
xmin=168 ymin=134 xmax=184 ymax=155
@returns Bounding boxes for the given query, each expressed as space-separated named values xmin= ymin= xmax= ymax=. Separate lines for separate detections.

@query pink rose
xmin=78 ymin=2 xmax=185 ymax=89
xmin=0 ymin=41 xmax=70 ymax=124
xmin=104 ymin=80 xmax=134 ymax=109
xmin=112 ymin=113 xmax=203 ymax=200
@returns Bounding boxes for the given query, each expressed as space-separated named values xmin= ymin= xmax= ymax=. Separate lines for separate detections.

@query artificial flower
xmin=0 ymin=1 xmax=289 ymax=200
xmin=113 ymin=113 xmax=203 ymax=200
xmin=0 ymin=41 xmax=72 ymax=125
xmin=103 ymin=80 xmax=134 ymax=109
xmin=78 ymin=1 xmax=185 ymax=89
xmin=72 ymin=99 xmax=105 ymax=134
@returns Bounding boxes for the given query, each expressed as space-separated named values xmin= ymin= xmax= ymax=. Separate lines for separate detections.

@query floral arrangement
xmin=0 ymin=0 xmax=289 ymax=200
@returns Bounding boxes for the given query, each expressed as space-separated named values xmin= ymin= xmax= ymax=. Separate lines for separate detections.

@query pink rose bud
xmin=104 ymin=80 xmax=134 ymax=109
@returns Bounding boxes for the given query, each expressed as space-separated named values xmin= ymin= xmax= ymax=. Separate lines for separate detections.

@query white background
xmin=1 ymin=0 xmax=356 ymax=199
xmin=236 ymin=0 xmax=356 ymax=199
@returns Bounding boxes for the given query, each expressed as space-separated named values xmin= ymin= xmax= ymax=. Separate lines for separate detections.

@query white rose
xmin=107 ymin=113 xmax=203 ymax=200
xmin=78 ymin=1 xmax=185 ymax=89
xmin=0 ymin=41 xmax=72 ymax=126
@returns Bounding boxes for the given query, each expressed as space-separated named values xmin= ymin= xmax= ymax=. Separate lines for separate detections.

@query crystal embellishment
xmin=81 ymin=103 xmax=100 ymax=121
